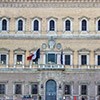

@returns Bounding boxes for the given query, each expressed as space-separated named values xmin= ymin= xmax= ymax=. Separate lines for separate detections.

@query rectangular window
xmin=16 ymin=55 xmax=22 ymax=65
xmin=97 ymin=55 xmax=100 ymax=65
xmin=0 ymin=84 xmax=5 ymax=94
xmin=65 ymin=55 xmax=70 ymax=65
xmin=64 ymin=85 xmax=71 ymax=95
xmin=15 ymin=84 xmax=22 ymax=94
xmin=31 ymin=84 xmax=38 ymax=94
xmin=97 ymin=85 xmax=100 ymax=95
xmin=81 ymin=85 xmax=87 ymax=95
xmin=81 ymin=55 xmax=87 ymax=65
xmin=0 ymin=54 xmax=6 ymax=65
xmin=47 ymin=53 xmax=57 ymax=64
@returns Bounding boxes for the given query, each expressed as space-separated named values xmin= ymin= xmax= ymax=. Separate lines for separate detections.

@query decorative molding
xmin=14 ymin=48 xmax=26 ymax=54
xmin=78 ymin=48 xmax=90 ymax=53
xmin=0 ymin=2 xmax=100 ymax=8
xmin=1 ymin=33 xmax=100 ymax=40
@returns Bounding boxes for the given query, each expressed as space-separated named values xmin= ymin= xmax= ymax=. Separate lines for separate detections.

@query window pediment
xmin=46 ymin=16 xmax=58 ymax=20
xmin=78 ymin=48 xmax=90 ymax=54
xmin=63 ymin=48 xmax=74 ymax=54
xmin=94 ymin=48 xmax=100 ymax=54
xmin=78 ymin=16 xmax=90 ymax=20
xmin=95 ymin=16 xmax=100 ymax=21
xmin=62 ymin=16 xmax=74 ymax=21
xmin=78 ymin=81 xmax=90 ymax=85
xmin=31 ymin=16 xmax=42 ymax=20
xmin=0 ymin=16 xmax=10 ymax=20
xmin=63 ymin=81 xmax=74 ymax=85
xmin=14 ymin=48 xmax=26 ymax=54
xmin=15 ymin=16 xmax=26 ymax=20
xmin=0 ymin=48 xmax=10 ymax=54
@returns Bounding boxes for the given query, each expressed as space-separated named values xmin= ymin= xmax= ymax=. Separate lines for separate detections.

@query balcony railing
xmin=38 ymin=64 xmax=64 ymax=70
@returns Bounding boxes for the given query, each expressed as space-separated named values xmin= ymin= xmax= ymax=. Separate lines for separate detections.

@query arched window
xmin=65 ymin=20 xmax=70 ymax=31
xmin=18 ymin=19 xmax=23 ymax=31
xmin=33 ymin=20 xmax=39 ymax=31
xmin=81 ymin=19 xmax=87 ymax=31
xmin=49 ymin=20 xmax=55 ymax=31
xmin=98 ymin=20 xmax=100 ymax=31
xmin=2 ymin=19 xmax=7 ymax=31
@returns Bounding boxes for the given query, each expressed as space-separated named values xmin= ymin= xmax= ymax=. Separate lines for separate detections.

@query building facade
xmin=0 ymin=0 xmax=100 ymax=100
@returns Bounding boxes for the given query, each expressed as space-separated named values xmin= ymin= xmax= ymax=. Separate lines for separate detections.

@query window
xmin=81 ymin=85 xmax=87 ymax=95
xmin=81 ymin=55 xmax=87 ymax=65
xmin=65 ymin=20 xmax=71 ymax=31
xmin=64 ymin=85 xmax=71 ymax=95
xmin=16 ymin=55 xmax=23 ymax=65
xmin=14 ymin=48 xmax=25 ymax=67
xmin=81 ymin=19 xmax=87 ymax=31
xmin=15 ymin=84 xmax=22 ymax=94
xmin=65 ymin=55 xmax=71 ymax=65
xmin=97 ymin=85 xmax=100 ymax=95
xmin=2 ymin=19 xmax=7 ymax=31
xmin=98 ymin=20 xmax=100 ymax=31
xmin=0 ymin=84 xmax=5 ymax=94
xmin=49 ymin=20 xmax=55 ymax=31
xmin=33 ymin=20 xmax=39 ymax=31
xmin=18 ymin=19 xmax=23 ymax=31
xmin=46 ymin=53 xmax=57 ymax=64
xmin=97 ymin=55 xmax=100 ymax=65
xmin=31 ymin=83 xmax=38 ymax=94
xmin=0 ymin=54 xmax=6 ymax=65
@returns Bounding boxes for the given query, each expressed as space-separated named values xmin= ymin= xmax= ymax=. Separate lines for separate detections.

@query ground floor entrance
xmin=45 ymin=79 xmax=57 ymax=100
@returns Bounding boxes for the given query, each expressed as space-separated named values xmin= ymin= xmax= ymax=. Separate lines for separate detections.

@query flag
xmin=74 ymin=96 xmax=77 ymax=100
xmin=27 ymin=48 xmax=40 ymax=61
xmin=61 ymin=50 xmax=63 ymax=64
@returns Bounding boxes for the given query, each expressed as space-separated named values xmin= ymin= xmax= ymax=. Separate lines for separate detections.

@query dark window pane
xmin=64 ymin=85 xmax=71 ymax=95
xmin=0 ymin=84 xmax=5 ymax=94
xmin=81 ymin=55 xmax=87 ymax=65
xmin=98 ymin=20 xmax=100 ymax=31
xmin=34 ymin=20 xmax=39 ymax=31
xmin=98 ymin=85 xmax=100 ymax=95
xmin=49 ymin=20 xmax=55 ymax=31
xmin=31 ymin=84 xmax=38 ymax=94
xmin=81 ymin=85 xmax=87 ymax=95
xmin=15 ymin=84 xmax=22 ymax=94
xmin=18 ymin=20 xmax=23 ymax=31
xmin=48 ymin=54 xmax=57 ymax=64
xmin=2 ymin=19 xmax=7 ymax=31
xmin=1 ymin=55 xmax=6 ymax=64
xmin=17 ymin=55 xmax=22 ymax=62
xmin=82 ymin=20 xmax=87 ymax=31
xmin=98 ymin=55 xmax=100 ymax=65
xmin=65 ymin=20 xmax=70 ymax=31
xmin=65 ymin=55 xmax=70 ymax=65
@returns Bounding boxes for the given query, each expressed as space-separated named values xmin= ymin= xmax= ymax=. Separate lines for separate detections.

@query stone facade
xmin=0 ymin=0 xmax=100 ymax=100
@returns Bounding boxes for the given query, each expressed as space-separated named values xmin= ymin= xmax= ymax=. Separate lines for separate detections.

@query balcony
xmin=38 ymin=64 xmax=64 ymax=70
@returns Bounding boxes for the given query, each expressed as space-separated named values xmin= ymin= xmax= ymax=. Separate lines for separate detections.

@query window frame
xmin=32 ymin=18 xmax=41 ymax=32
xmin=48 ymin=18 xmax=57 ymax=32
xmin=0 ymin=83 xmax=6 ymax=95
xmin=16 ymin=18 xmax=25 ymax=32
xmin=80 ymin=18 xmax=88 ymax=32
xmin=14 ymin=48 xmax=25 ymax=68
xmin=13 ymin=82 xmax=24 ymax=95
xmin=0 ymin=18 xmax=9 ymax=32
xmin=96 ymin=19 xmax=100 ymax=31
xmin=46 ymin=52 xmax=57 ymax=64
xmin=64 ymin=18 xmax=72 ymax=32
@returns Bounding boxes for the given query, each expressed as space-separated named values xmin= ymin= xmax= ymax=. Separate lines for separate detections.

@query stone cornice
xmin=0 ymin=1 xmax=100 ymax=8
xmin=0 ymin=34 xmax=100 ymax=40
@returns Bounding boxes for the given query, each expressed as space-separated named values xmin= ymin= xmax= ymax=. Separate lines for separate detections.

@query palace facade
xmin=0 ymin=0 xmax=100 ymax=100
